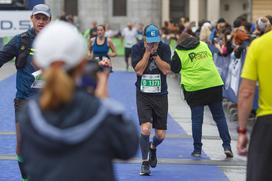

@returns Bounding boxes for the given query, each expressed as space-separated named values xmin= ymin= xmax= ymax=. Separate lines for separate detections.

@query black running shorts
xmin=136 ymin=90 xmax=168 ymax=130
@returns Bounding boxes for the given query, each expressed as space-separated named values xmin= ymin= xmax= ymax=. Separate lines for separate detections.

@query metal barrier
xmin=213 ymin=51 xmax=259 ymax=110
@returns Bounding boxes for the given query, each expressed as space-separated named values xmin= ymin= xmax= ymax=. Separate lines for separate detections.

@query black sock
xmin=17 ymin=155 xmax=27 ymax=179
xmin=140 ymin=134 xmax=150 ymax=160
xmin=152 ymin=136 xmax=164 ymax=148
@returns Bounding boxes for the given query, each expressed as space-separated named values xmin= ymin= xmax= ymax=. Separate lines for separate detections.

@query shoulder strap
xmin=20 ymin=32 xmax=30 ymax=50
xmin=15 ymin=32 xmax=31 ymax=69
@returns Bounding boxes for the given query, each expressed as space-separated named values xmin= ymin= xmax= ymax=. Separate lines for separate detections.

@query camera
xmin=79 ymin=61 xmax=102 ymax=95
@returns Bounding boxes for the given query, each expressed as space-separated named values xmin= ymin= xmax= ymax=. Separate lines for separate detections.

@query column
xmin=161 ymin=0 xmax=170 ymax=26
xmin=189 ymin=0 xmax=200 ymax=23
xmin=207 ymin=0 xmax=220 ymax=22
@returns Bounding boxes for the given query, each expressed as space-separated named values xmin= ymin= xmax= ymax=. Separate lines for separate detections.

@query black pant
xmin=247 ymin=115 xmax=272 ymax=181
xmin=14 ymin=98 xmax=26 ymax=123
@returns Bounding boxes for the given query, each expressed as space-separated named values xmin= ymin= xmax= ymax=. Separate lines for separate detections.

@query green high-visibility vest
xmin=175 ymin=41 xmax=223 ymax=91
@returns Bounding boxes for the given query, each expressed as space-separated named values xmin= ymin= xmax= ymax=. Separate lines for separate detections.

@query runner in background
xmin=88 ymin=25 xmax=117 ymax=71
xmin=83 ymin=21 xmax=98 ymax=40
xmin=122 ymin=23 xmax=138 ymax=71
xmin=136 ymin=23 xmax=145 ymax=42
xmin=132 ymin=24 xmax=171 ymax=176
xmin=0 ymin=4 xmax=51 ymax=181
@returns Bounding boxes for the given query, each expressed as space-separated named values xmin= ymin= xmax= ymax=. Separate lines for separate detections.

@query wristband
xmin=237 ymin=127 xmax=247 ymax=134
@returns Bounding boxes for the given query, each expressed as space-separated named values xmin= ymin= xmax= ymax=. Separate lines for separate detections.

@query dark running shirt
xmin=131 ymin=41 xmax=171 ymax=95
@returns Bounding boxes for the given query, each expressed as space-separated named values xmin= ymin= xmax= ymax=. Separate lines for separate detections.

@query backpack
xmin=15 ymin=32 xmax=31 ymax=69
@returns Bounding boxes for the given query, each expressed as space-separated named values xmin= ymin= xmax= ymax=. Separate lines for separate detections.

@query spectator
xmin=254 ymin=17 xmax=272 ymax=37
xmin=232 ymin=29 xmax=250 ymax=58
xmin=20 ymin=21 xmax=138 ymax=181
xmin=199 ymin=22 xmax=212 ymax=44
xmin=122 ymin=23 xmax=138 ymax=70
xmin=171 ymin=33 xmax=233 ymax=158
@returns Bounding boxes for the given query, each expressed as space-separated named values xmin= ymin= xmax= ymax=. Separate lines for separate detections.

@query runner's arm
xmin=154 ymin=56 xmax=170 ymax=75
xmin=87 ymin=38 xmax=94 ymax=60
xmin=133 ymin=51 xmax=150 ymax=76
xmin=107 ymin=38 xmax=117 ymax=57
xmin=238 ymin=78 xmax=256 ymax=130
xmin=0 ymin=36 xmax=19 ymax=68
xmin=132 ymin=43 xmax=151 ymax=76
xmin=154 ymin=44 xmax=171 ymax=75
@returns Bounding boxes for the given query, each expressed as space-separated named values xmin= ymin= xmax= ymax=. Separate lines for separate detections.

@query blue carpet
xmin=0 ymin=161 xmax=20 ymax=181
xmin=115 ymin=163 xmax=228 ymax=181
xmin=0 ymin=135 xmax=16 ymax=155
xmin=0 ymin=75 xmax=16 ymax=131
xmin=0 ymin=71 xmax=227 ymax=180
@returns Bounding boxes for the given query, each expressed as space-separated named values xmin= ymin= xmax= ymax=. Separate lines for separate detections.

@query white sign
xmin=225 ymin=54 xmax=242 ymax=96
xmin=0 ymin=0 xmax=12 ymax=4
xmin=0 ymin=11 xmax=32 ymax=37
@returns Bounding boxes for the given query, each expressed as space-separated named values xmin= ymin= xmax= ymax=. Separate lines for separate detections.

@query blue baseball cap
xmin=144 ymin=24 xmax=160 ymax=43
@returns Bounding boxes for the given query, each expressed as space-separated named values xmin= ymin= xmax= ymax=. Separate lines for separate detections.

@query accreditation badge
xmin=140 ymin=74 xmax=161 ymax=93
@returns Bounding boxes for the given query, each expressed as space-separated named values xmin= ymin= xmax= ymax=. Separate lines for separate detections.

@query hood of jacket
xmin=23 ymin=90 xmax=126 ymax=150
xmin=176 ymin=36 xmax=200 ymax=50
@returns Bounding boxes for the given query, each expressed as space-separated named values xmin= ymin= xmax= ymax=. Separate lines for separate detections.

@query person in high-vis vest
xmin=171 ymin=33 xmax=233 ymax=158
xmin=0 ymin=4 xmax=51 ymax=180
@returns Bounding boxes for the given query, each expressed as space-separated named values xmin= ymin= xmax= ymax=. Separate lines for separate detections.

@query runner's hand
xmin=237 ymin=134 xmax=248 ymax=156
xmin=98 ymin=58 xmax=111 ymax=68
xmin=151 ymin=43 xmax=159 ymax=54
xmin=144 ymin=42 xmax=152 ymax=53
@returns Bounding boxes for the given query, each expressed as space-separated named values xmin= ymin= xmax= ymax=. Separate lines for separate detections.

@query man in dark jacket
xmin=171 ymin=33 xmax=233 ymax=158
xmin=0 ymin=4 xmax=51 ymax=180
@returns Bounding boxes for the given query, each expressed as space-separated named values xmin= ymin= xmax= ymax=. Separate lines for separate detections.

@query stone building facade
xmin=45 ymin=0 xmax=253 ymax=31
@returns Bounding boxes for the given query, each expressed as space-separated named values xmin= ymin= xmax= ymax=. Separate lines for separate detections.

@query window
xmin=113 ymin=0 xmax=127 ymax=16
xmin=64 ymin=0 xmax=78 ymax=16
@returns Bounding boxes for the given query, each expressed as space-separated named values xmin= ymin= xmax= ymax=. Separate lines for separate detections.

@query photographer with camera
xmin=19 ymin=21 xmax=138 ymax=181
xmin=132 ymin=24 xmax=171 ymax=176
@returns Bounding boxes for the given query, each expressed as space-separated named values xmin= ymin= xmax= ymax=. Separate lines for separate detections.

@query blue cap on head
xmin=144 ymin=24 xmax=160 ymax=43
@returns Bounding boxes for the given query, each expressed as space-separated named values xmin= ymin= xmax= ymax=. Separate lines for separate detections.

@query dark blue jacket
xmin=0 ymin=28 xmax=38 ymax=99
xmin=20 ymin=90 xmax=138 ymax=181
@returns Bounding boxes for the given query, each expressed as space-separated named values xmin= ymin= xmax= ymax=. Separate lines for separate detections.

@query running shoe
xmin=139 ymin=161 xmax=151 ymax=176
xmin=191 ymin=150 xmax=201 ymax=157
xmin=224 ymin=148 xmax=234 ymax=158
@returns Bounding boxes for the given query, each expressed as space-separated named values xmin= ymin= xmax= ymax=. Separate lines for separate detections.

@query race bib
xmin=140 ymin=74 xmax=161 ymax=93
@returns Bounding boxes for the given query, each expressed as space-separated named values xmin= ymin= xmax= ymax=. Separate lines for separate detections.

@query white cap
xmin=34 ymin=21 xmax=87 ymax=70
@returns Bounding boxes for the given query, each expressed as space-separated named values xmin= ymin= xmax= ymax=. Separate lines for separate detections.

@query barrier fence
xmin=212 ymin=49 xmax=259 ymax=110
